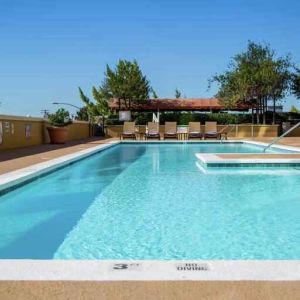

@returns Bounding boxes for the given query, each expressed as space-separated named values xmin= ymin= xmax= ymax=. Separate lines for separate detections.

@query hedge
xmin=106 ymin=111 xmax=300 ymax=125
xmin=106 ymin=112 xmax=252 ymax=125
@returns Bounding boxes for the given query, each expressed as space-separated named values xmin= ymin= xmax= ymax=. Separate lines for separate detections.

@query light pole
xmin=52 ymin=102 xmax=92 ymax=137
xmin=52 ymin=102 xmax=81 ymax=110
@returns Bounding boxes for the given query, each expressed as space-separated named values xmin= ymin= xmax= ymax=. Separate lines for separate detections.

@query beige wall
xmin=67 ymin=122 xmax=90 ymax=141
xmin=0 ymin=114 xmax=281 ymax=150
xmin=0 ymin=115 xmax=90 ymax=150
xmin=286 ymin=127 xmax=300 ymax=137
xmin=106 ymin=124 xmax=279 ymax=138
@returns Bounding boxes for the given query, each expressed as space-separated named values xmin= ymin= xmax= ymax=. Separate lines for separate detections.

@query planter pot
xmin=47 ymin=127 xmax=68 ymax=144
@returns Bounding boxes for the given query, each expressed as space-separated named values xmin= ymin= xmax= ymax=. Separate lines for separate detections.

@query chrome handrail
xmin=219 ymin=124 xmax=236 ymax=137
xmin=263 ymin=122 xmax=300 ymax=153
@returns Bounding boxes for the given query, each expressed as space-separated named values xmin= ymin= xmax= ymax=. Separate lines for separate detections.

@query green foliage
xmin=210 ymin=41 xmax=292 ymax=123
xmin=175 ymin=88 xmax=182 ymax=99
xmin=79 ymin=86 xmax=110 ymax=121
xmin=292 ymin=68 xmax=300 ymax=99
xmin=48 ymin=108 xmax=72 ymax=127
xmin=290 ymin=105 xmax=299 ymax=113
xmin=150 ymin=87 xmax=158 ymax=98
xmin=106 ymin=112 xmax=153 ymax=125
xmin=105 ymin=59 xmax=150 ymax=108
xmin=79 ymin=59 xmax=153 ymax=125
xmin=106 ymin=112 xmax=252 ymax=125
xmin=160 ymin=112 xmax=251 ymax=125
xmin=105 ymin=114 xmax=121 ymax=125
xmin=75 ymin=106 xmax=89 ymax=121
xmin=133 ymin=113 xmax=153 ymax=125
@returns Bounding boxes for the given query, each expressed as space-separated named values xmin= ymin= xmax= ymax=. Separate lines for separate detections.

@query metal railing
xmin=219 ymin=124 xmax=237 ymax=140
xmin=263 ymin=122 xmax=300 ymax=153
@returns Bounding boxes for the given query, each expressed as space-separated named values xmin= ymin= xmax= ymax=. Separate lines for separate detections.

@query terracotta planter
xmin=47 ymin=127 xmax=68 ymax=144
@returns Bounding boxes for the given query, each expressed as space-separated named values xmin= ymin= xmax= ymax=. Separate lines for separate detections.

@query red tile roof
xmin=109 ymin=98 xmax=249 ymax=111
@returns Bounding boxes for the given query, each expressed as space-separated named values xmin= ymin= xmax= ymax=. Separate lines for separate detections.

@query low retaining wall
xmin=106 ymin=124 xmax=280 ymax=138
xmin=0 ymin=115 xmax=90 ymax=150
xmin=286 ymin=126 xmax=300 ymax=137
xmin=0 ymin=115 xmax=281 ymax=150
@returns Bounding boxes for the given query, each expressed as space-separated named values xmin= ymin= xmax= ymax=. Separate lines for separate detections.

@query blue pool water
xmin=0 ymin=143 xmax=299 ymax=259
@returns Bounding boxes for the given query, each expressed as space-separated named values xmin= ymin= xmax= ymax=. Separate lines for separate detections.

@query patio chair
xmin=145 ymin=122 xmax=160 ymax=140
xmin=164 ymin=122 xmax=178 ymax=139
xmin=120 ymin=122 xmax=136 ymax=140
xmin=188 ymin=122 xmax=202 ymax=139
xmin=204 ymin=122 xmax=220 ymax=139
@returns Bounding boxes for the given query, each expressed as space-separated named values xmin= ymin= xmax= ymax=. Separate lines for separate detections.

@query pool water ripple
xmin=0 ymin=143 xmax=299 ymax=259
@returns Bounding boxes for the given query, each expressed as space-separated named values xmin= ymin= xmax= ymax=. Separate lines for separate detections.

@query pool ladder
xmin=263 ymin=122 xmax=300 ymax=153
xmin=220 ymin=125 xmax=236 ymax=143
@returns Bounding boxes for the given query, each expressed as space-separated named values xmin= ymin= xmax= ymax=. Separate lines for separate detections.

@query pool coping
xmin=0 ymin=260 xmax=300 ymax=281
xmin=1 ymin=139 xmax=300 ymax=281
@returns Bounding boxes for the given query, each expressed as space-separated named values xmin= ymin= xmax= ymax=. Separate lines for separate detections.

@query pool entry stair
xmin=196 ymin=153 xmax=300 ymax=169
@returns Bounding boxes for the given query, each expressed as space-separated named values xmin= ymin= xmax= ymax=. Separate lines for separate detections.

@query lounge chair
xmin=145 ymin=122 xmax=160 ymax=140
xmin=188 ymin=122 xmax=202 ymax=139
xmin=164 ymin=122 xmax=177 ymax=139
xmin=204 ymin=122 xmax=220 ymax=139
xmin=120 ymin=122 xmax=136 ymax=140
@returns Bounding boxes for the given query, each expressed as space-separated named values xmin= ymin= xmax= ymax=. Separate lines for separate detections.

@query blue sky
xmin=0 ymin=0 xmax=300 ymax=116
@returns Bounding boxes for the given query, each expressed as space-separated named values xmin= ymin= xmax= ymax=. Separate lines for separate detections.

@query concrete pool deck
xmin=1 ymin=137 xmax=300 ymax=299
xmin=0 ymin=260 xmax=300 ymax=299
xmin=0 ymin=137 xmax=118 ymax=175
xmin=1 ymin=280 xmax=299 ymax=300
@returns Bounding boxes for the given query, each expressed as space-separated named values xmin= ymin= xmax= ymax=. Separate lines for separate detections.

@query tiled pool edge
xmin=0 ymin=140 xmax=120 ymax=194
xmin=0 ymin=260 xmax=299 ymax=281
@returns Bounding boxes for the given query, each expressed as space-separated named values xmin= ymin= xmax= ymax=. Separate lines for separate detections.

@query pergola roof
xmin=109 ymin=98 xmax=249 ymax=111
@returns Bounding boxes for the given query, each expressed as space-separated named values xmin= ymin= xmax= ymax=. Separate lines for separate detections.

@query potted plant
xmin=47 ymin=108 xmax=72 ymax=144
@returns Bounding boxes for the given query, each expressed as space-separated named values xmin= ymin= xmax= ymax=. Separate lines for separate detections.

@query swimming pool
xmin=0 ymin=142 xmax=299 ymax=259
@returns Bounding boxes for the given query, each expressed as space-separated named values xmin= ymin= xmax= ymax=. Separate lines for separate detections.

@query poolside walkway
xmin=1 ymin=280 xmax=299 ymax=300
xmin=250 ymin=136 xmax=300 ymax=147
xmin=0 ymin=137 xmax=117 ymax=175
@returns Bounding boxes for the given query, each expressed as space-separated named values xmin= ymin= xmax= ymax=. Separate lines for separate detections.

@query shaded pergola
xmin=108 ymin=98 xmax=250 ymax=113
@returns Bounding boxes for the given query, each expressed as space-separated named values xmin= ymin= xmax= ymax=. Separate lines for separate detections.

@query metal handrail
xmin=226 ymin=125 xmax=237 ymax=136
xmin=219 ymin=124 xmax=236 ymax=136
xmin=263 ymin=122 xmax=300 ymax=153
xmin=218 ymin=124 xmax=236 ymax=142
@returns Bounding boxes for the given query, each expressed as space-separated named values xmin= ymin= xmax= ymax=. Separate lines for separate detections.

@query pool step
xmin=195 ymin=153 xmax=300 ymax=168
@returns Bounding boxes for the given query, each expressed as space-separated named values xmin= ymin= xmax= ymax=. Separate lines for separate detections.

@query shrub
xmin=106 ymin=111 xmax=256 ymax=125
xmin=48 ymin=108 xmax=72 ymax=127
xmin=160 ymin=112 xmax=252 ymax=125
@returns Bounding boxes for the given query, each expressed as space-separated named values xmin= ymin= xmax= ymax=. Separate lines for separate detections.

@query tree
xmin=105 ymin=59 xmax=150 ymax=109
xmin=150 ymin=87 xmax=158 ymax=99
xmin=79 ymin=86 xmax=110 ymax=134
xmin=210 ymin=41 xmax=292 ymax=124
xmin=292 ymin=68 xmax=300 ymax=99
xmin=290 ymin=105 xmax=299 ymax=113
xmin=175 ymin=88 xmax=181 ymax=99
xmin=75 ymin=107 xmax=89 ymax=121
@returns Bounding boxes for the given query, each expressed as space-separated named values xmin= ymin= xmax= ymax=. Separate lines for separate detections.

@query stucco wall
xmin=286 ymin=127 xmax=300 ymax=137
xmin=0 ymin=115 xmax=90 ymax=150
xmin=106 ymin=124 xmax=279 ymax=138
